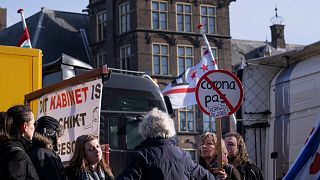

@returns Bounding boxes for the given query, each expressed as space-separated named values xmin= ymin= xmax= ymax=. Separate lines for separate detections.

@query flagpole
xmin=198 ymin=25 xmax=218 ymax=70
xmin=17 ymin=9 xmax=32 ymax=48
xmin=17 ymin=9 xmax=27 ymax=30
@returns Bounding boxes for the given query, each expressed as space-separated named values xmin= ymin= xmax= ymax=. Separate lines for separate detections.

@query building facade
xmin=87 ymin=0 xmax=234 ymax=159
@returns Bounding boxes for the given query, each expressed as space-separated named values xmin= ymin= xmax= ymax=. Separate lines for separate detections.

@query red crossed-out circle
xmin=195 ymin=70 xmax=243 ymax=116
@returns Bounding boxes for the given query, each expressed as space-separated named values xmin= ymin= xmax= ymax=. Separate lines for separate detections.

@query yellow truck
xmin=0 ymin=45 xmax=42 ymax=112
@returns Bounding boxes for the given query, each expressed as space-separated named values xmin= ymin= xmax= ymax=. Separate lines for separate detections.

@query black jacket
xmin=0 ymin=138 xmax=39 ymax=180
xmin=236 ymin=162 xmax=264 ymax=180
xmin=117 ymin=137 xmax=216 ymax=180
xmin=28 ymin=133 xmax=67 ymax=180
xmin=199 ymin=157 xmax=241 ymax=180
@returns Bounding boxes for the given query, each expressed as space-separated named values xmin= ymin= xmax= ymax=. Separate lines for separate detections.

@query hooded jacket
xmin=0 ymin=138 xmax=39 ymax=180
xmin=28 ymin=133 xmax=67 ymax=180
xmin=117 ymin=137 xmax=216 ymax=180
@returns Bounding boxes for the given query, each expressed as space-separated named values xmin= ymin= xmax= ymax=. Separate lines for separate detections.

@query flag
xmin=162 ymin=24 xmax=217 ymax=109
xmin=283 ymin=118 xmax=320 ymax=180
xmin=17 ymin=9 xmax=32 ymax=48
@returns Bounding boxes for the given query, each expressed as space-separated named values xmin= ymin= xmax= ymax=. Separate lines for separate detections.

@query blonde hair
xmin=69 ymin=134 xmax=113 ymax=177
xmin=199 ymin=132 xmax=227 ymax=156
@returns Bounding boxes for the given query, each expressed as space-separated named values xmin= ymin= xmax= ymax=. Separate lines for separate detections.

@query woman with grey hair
xmin=117 ymin=108 xmax=217 ymax=180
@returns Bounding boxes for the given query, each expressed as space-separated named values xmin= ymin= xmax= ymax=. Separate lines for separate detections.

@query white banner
xmin=36 ymin=79 xmax=103 ymax=162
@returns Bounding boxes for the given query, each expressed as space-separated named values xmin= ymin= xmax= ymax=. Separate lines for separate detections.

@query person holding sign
xmin=66 ymin=134 xmax=114 ymax=180
xmin=28 ymin=116 xmax=67 ymax=180
xmin=224 ymin=132 xmax=264 ymax=180
xmin=117 ymin=108 xmax=216 ymax=180
xmin=199 ymin=132 xmax=241 ymax=180
xmin=0 ymin=105 xmax=39 ymax=179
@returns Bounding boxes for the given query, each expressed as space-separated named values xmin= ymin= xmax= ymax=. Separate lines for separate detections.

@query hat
xmin=36 ymin=116 xmax=63 ymax=137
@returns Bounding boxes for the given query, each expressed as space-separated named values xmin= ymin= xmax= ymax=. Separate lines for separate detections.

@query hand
xmin=209 ymin=168 xmax=227 ymax=180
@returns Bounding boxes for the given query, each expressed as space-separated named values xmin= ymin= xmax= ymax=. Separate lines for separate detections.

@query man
xmin=224 ymin=132 xmax=263 ymax=180
xmin=117 ymin=108 xmax=217 ymax=180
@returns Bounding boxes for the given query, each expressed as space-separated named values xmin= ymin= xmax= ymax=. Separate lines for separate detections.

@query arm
xmin=116 ymin=152 xmax=144 ymax=180
xmin=8 ymin=149 xmax=39 ymax=180
xmin=189 ymin=159 xmax=217 ymax=180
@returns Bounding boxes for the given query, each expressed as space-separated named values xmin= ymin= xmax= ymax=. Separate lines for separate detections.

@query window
xmin=177 ymin=3 xmax=192 ymax=32
xmin=96 ymin=11 xmax=107 ymax=41
xmin=152 ymin=1 xmax=168 ymax=30
xmin=177 ymin=46 xmax=193 ymax=75
xmin=96 ymin=53 xmax=106 ymax=67
xmin=152 ymin=44 xmax=169 ymax=75
xmin=203 ymin=113 xmax=216 ymax=132
xmin=185 ymin=149 xmax=198 ymax=161
xmin=200 ymin=5 xmax=216 ymax=34
xmin=120 ymin=45 xmax=131 ymax=70
xmin=201 ymin=46 xmax=218 ymax=65
xmin=119 ymin=2 xmax=130 ymax=33
xmin=179 ymin=106 xmax=195 ymax=132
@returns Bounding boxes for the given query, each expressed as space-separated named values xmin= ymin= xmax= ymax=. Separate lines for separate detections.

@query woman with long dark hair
xmin=0 ymin=105 xmax=39 ymax=179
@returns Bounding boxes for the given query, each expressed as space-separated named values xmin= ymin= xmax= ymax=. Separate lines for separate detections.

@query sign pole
xmin=215 ymin=117 xmax=223 ymax=170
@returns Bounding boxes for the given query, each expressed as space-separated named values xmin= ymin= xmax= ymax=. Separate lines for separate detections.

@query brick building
xmin=87 ymin=0 xmax=235 ymax=159
xmin=0 ymin=7 xmax=6 ymax=31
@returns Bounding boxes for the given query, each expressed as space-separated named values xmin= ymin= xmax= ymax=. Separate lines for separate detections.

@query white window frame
xmin=151 ymin=1 xmax=168 ymax=30
xmin=178 ymin=105 xmax=196 ymax=132
xmin=96 ymin=11 xmax=107 ymax=42
xmin=177 ymin=45 xmax=194 ymax=75
xmin=152 ymin=43 xmax=169 ymax=75
xmin=185 ymin=149 xmax=198 ymax=161
xmin=96 ymin=53 xmax=106 ymax=67
xmin=200 ymin=5 xmax=217 ymax=34
xmin=119 ymin=2 xmax=130 ymax=33
xmin=120 ymin=45 xmax=131 ymax=70
xmin=176 ymin=3 xmax=192 ymax=32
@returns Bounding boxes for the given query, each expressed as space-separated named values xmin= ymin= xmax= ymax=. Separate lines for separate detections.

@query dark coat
xmin=117 ymin=137 xmax=216 ymax=180
xmin=28 ymin=133 xmax=67 ymax=180
xmin=199 ymin=157 xmax=241 ymax=180
xmin=0 ymin=138 xmax=39 ymax=180
xmin=65 ymin=164 xmax=114 ymax=180
xmin=236 ymin=162 xmax=264 ymax=180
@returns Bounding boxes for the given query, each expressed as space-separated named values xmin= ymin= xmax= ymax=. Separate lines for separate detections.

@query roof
xmin=231 ymin=39 xmax=303 ymax=68
xmin=0 ymin=8 xmax=90 ymax=64
xmin=247 ymin=40 xmax=320 ymax=68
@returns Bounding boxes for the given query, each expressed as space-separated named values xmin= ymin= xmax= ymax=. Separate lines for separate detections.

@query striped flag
xmin=162 ymin=25 xmax=217 ymax=109
xmin=283 ymin=118 xmax=320 ymax=180
xmin=17 ymin=9 xmax=32 ymax=48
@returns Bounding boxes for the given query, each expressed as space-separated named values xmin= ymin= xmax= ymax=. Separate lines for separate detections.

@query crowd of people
xmin=0 ymin=104 xmax=263 ymax=180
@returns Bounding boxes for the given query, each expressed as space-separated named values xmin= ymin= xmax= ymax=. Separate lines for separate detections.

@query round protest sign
xmin=195 ymin=70 xmax=243 ymax=117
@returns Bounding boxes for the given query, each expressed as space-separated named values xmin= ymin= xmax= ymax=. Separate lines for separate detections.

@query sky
xmin=1 ymin=0 xmax=319 ymax=45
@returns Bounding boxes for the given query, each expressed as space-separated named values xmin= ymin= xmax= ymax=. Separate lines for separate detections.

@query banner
xmin=36 ymin=79 xmax=103 ymax=162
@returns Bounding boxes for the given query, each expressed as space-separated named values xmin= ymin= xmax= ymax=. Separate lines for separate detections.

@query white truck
xmin=240 ymin=41 xmax=320 ymax=179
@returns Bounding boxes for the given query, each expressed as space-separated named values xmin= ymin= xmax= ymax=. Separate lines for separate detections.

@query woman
xmin=199 ymin=132 xmax=241 ymax=180
xmin=224 ymin=132 xmax=264 ymax=180
xmin=0 ymin=105 xmax=39 ymax=179
xmin=66 ymin=134 xmax=114 ymax=180
xmin=28 ymin=116 xmax=67 ymax=180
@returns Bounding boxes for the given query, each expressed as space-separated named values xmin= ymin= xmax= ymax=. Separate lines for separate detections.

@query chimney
xmin=270 ymin=4 xmax=285 ymax=49
xmin=270 ymin=24 xmax=285 ymax=48
xmin=0 ymin=7 xmax=6 ymax=31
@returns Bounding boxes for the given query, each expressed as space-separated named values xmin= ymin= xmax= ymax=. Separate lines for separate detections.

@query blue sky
xmin=1 ymin=0 xmax=319 ymax=45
